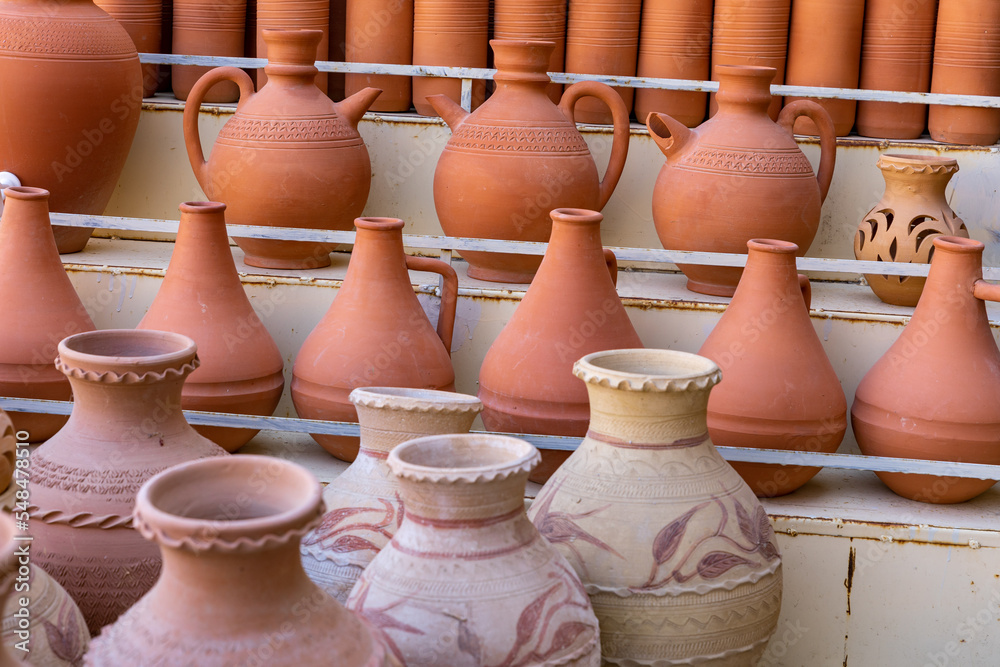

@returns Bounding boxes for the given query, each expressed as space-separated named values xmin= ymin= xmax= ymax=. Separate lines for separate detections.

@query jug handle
xmin=776 ymin=100 xmax=836 ymax=204
xmin=183 ymin=67 xmax=256 ymax=198
xmin=604 ymin=249 xmax=619 ymax=287
xmin=405 ymin=256 xmax=458 ymax=354
xmin=798 ymin=274 xmax=812 ymax=309
xmin=558 ymin=81 xmax=631 ymax=209
xmin=973 ymin=280 xmax=1000 ymax=303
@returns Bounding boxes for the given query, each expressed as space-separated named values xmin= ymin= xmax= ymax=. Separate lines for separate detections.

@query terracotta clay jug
xmin=855 ymin=154 xmax=968 ymax=307
xmin=257 ymin=0 xmax=329 ymax=93
xmin=1 ymin=564 xmax=90 ymax=666
xmin=647 ymin=65 xmax=836 ymax=296
xmin=0 ymin=187 xmax=96 ymax=441
xmin=29 ymin=330 xmax=226 ymax=634
xmin=698 ymin=239 xmax=847 ymax=497
xmin=0 ymin=0 xmax=142 ymax=254
xmin=136 ymin=202 xmax=285 ymax=452
xmin=291 ymin=218 xmax=458 ymax=462
xmin=493 ymin=0 xmax=567 ymax=103
xmin=853 ymin=236 xmax=1000 ymax=504
xmin=301 ymin=387 xmax=482 ymax=601
xmin=528 ymin=349 xmax=783 ymax=665
xmin=346 ymin=0 xmax=414 ymax=112
xmin=95 ymin=0 xmax=163 ymax=97
xmin=347 ymin=434 xmax=601 ymax=667
xmin=183 ymin=29 xmax=381 ymax=269
xmin=634 ymin=0 xmax=712 ymax=128
xmin=85 ymin=456 xmax=399 ymax=666
xmin=172 ymin=0 xmax=245 ymax=102
xmin=856 ymin=0 xmax=938 ymax=140
xmin=412 ymin=0 xmax=489 ymax=115
xmin=430 ymin=39 xmax=630 ymax=283
xmin=929 ymin=0 xmax=1000 ymax=145
xmin=479 ymin=208 xmax=642 ymax=484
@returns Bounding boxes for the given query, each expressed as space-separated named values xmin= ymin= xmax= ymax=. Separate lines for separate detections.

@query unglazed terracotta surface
xmin=528 ymin=349 xmax=782 ymax=665
xmin=257 ymin=0 xmax=329 ymax=93
xmin=493 ymin=0 xmax=567 ymax=103
xmin=1 ymin=565 xmax=90 ymax=667
xmin=346 ymin=0 xmax=414 ymax=111
xmin=412 ymin=0 xmax=488 ymax=115
xmin=347 ymin=434 xmax=601 ymax=666
xmin=171 ymin=0 xmax=245 ymax=101
xmin=94 ymin=0 xmax=162 ymax=97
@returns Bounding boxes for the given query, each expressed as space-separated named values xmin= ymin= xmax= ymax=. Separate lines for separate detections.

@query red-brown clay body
xmin=647 ymin=65 xmax=836 ymax=296
xmin=853 ymin=237 xmax=1000 ymax=504
xmin=171 ymin=0 xmax=245 ymax=102
xmin=291 ymin=218 xmax=458 ymax=462
xmin=29 ymin=330 xmax=227 ymax=634
xmin=347 ymin=434 xmax=601 ymax=667
xmin=493 ymin=0 xmax=567 ymax=103
xmin=183 ymin=29 xmax=381 ymax=269
xmin=85 ymin=456 xmax=399 ymax=666
xmin=136 ymin=202 xmax=284 ymax=451
xmin=0 ymin=188 xmax=96 ymax=441
xmin=855 ymin=154 xmax=968 ymax=307
xmin=412 ymin=0 xmax=488 ymax=115
xmin=0 ymin=0 xmax=142 ymax=254
xmin=698 ymin=240 xmax=847 ymax=497
xmin=257 ymin=0 xmax=329 ymax=93
xmin=430 ymin=40 xmax=630 ymax=283
xmin=95 ymin=0 xmax=162 ymax=97
xmin=346 ymin=0 xmax=414 ymax=112
xmin=478 ymin=208 xmax=642 ymax=483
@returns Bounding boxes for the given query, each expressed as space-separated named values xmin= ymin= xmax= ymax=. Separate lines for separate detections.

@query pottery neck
xmin=491 ymin=39 xmax=555 ymax=95
xmin=913 ymin=237 xmax=986 ymax=322
xmin=261 ymin=29 xmax=323 ymax=87
xmin=397 ymin=473 xmax=528 ymax=527
xmin=735 ymin=239 xmax=803 ymax=306
xmin=535 ymin=209 xmax=613 ymax=294
xmin=714 ymin=66 xmax=776 ymax=118
xmin=0 ymin=187 xmax=63 ymax=266
xmin=165 ymin=202 xmax=240 ymax=288
xmin=877 ymin=154 xmax=958 ymax=204
xmin=341 ymin=219 xmax=411 ymax=296
xmin=354 ymin=392 xmax=480 ymax=459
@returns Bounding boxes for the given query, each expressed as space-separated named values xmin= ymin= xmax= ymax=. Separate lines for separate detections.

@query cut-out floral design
xmin=531 ymin=479 xmax=624 ymax=577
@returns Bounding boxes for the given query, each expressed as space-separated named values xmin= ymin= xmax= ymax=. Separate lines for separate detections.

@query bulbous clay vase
xmin=301 ymin=387 xmax=482 ymax=601
xmin=430 ymin=39 xmax=630 ymax=283
xmin=347 ymin=434 xmax=601 ymax=667
xmin=493 ymin=0 xmax=567 ymax=103
xmin=0 ymin=0 xmax=142 ymax=254
xmin=85 ymin=456 xmax=399 ymax=666
xmin=853 ymin=236 xmax=1000 ymax=504
xmin=94 ymin=0 xmax=162 ymax=97
xmin=184 ymin=29 xmax=381 ymax=269
xmin=0 ymin=188 xmax=96 ymax=442
xmin=0 ymin=514 xmax=30 ymax=666
xmin=479 ymin=208 xmax=642 ymax=484
xmin=528 ymin=349 xmax=783 ymax=665
xmin=855 ymin=0 xmax=938 ymax=140
xmin=412 ymin=0 xmax=488 ymax=115
xmin=29 ymin=330 xmax=227 ymax=634
xmin=257 ymin=0 xmax=329 ymax=93
xmin=136 ymin=202 xmax=285 ymax=451
xmin=171 ymin=0 xmax=245 ymax=102
xmin=855 ymin=154 xmax=968 ymax=307
xmin=647 ymin=65 xmax=836 ymax=296
xmin=929 ymin=0 xmax=1000 ymax=145
xmin=1 ymin=565 xmax=90 ymax=667
xmin=698 ymin=240 xmax=847 ymax=497
xmin=292 ymin=218 xmax=458 ymax=462
xmin=346 ymin=0 xmax=414 ymax=112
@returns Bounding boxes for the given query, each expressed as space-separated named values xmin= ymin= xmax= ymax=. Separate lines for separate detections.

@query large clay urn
xmin=412 ymin=0 xmax=489 ymax=115
xmin=301 ymin=387 xmax=482 ymax=601
xmin=646 ymin=64 xmax=836 ymax=297
xmin=430 ymin=39 xmax=630 ymax=284
xmin=172 ymin=0 xmax=245 ymax=102
xmin=528 ymin=349 xmax=783 ymax=665
xmin=0 ymin=187 xmax=96 ymax=442
xmin=854 ymin=154 xmax=968 ymax=307
xmin=256 ymin=0 xmax=329 ymax=93
xmin=346 ymin=434 xmax=601 ymax=667
xmin=698 ymin=239 xmax=847 ymax=497
xmin=94 ymin=0 xmax=163 ymax=97
xmin=478 ymin=208 xmax=642 ymax=484
xmin=0 ymin=0 xmax=142 ymax=254
xmin=853 ymin=236 xmax=1000 ymax=504
xmin=183 ymin=29 xmax=381 ymax=269
xmin=291 ymin=218 xmax=458 ymax=462
xmin=85 ymin=456 xmax=398 ymax=666
xmin=29 ymin=330 xmax=227 ymax=634
xmin=346 ymin=0 xmax=414 ymax=112
xmin=136 ymin=202 xmax=285 ymax=452
xmin=493 ymin=0 xmax=567 ymax=103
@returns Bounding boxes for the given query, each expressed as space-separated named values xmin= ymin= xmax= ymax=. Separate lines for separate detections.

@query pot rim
xmin=350 ymin=387 xmax=482 ymax=413
xmin=574 ymin=348 xmax=722 ymax=392
xmin=58 ymin=329 xmax=197 ymax=375
xmin=388 ymin=433 xmax=539 ymax=482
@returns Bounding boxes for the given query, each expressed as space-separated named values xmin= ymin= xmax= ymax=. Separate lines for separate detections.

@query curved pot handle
xmin=604 ymin=248 xmax=619 ymax=287
xmin=776 ymin=100 xmax=836 ymax=204
xmin=973 ymin=280 xmax=1000 ymax=303
xmin=558 ymin=81 xmax=631 ymax=209
xmin=182 ymin=67 xmax=256 ymax=198
xmin=405 ymin=256 xmax=458 ymax=354
xmin=798 ymin=274 xmax=812 ymax=309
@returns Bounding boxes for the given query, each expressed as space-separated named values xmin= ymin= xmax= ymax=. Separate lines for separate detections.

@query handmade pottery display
xmin=0 ymin=0 xmax=142 ymax=253
xmin=292 ymin=218 xmax=457 ymax=462
xmin=346 ymin=0 xmax=414 ymax=111
xmin=853 ymin=236 xmax=1000 ymax=504
xmin=647 ymin=64 xmax=836 ymax=296
xmin=136 ymin=201 xmax=285 ymax=451
xmin=172 ymin=0 xmax=245 ymax=101
xmin=412 ymin=0 xmax=488 ymax=115
xmin=347 ymin=434 xmax=601 ymax=667
xmin=30 ymin=330 xmax=226 ymax=634
xmin=699 ymin=239 xmax=847 ymax=497
xmin=301 ymin=387 xmax=482 ymax=601
xmin=85 ymin=456 xmax=399 ymax=666
xmin=0 ymin=188 xmax=96 ymax=441
xmin=493 ymin=0 xmax=567 ymax=103
xmin=528 ymin=349 xmax=782 ymax=665
xmin=1 ymin=565 xmax=90 ymax=667
xmin=854 ymin=154 xmax=968 ymax=307
xmin=256 ymin=0 xmax=329 ymax=93
xmin=183 ymin=29 xmax=381 ymax=269
xmin=479 ymin=208 xmax=642 ymax=483
xmin=94 ymin=0 xmax=162 ymax=97
xmin=430 ymin=40 xmax=630 ymax=283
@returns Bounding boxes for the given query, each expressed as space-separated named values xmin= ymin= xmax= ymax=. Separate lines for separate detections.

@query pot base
xmin=54 ymin=227 xmax=94 ymax=254
xmin=464 ymin=253 xmax=542 ymax=284
xmin=685 ymin=275 xmax=738 ymax=297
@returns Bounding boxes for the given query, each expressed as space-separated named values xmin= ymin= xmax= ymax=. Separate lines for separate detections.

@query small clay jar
xmin=493 ymin=0 xmax=567 ymax=103
xmin=412 ymin=0 xmax=489 ymax=115
xmin=1 ymin=564 xmax=90 ymax=666
xmin=301 ymin=387 xmax=482 ymax=601
xmin=172 ymin=0 xmax=246 ymax=101
xmin=346 ymin=0 xmax=414 ymax=112
xmin=347 ymin=434 xmax=601 ymax=667
xmin=256 ymin=0 xmax=329 ymax=93
xmin=94 ymin=0 xmax=163 ymax=97
xmin=85 ymin=456 xmax=398 ymax=666
xmin=855 ymin=154 xmax=968 ymax=307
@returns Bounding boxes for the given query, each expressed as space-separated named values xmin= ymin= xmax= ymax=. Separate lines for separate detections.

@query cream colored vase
xmin=528 ymin=349 xmax=782 ymax=665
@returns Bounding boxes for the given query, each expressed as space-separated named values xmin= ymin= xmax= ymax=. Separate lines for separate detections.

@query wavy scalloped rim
xmin=602 ymin=634 xmax=771 ymax=667
xmin=574 ymin=366 xmax=722 ymax=393
xmin=299 ymin=543 xmax=370 ymax=569
xmin=55 ymin=357 xmax=200 ymax=385
xmin=350 ymin=388 xmax=482 ymax=414
xmin=585 ymin=559 xmax=781 ymax=598
xmin=132 ymin=507 xmax=323 ymax=554
xmin=878 ymin=159 xmax=959 ymax=175
xmin=28 ymin=506 xmax=133 ymax=529
xmin=389 ymin=449 xmax=541 ymax=483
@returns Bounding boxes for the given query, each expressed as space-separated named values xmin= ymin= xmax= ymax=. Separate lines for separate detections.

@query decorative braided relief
xmin=682 ymin=146 xmax=814 ymax=176
xmin=448 ymin=125 xmax=591 ymax=154
xmin=0 ymin=17 xmax=136 ymax=56
xmin=55 ymin=356 xmax=199 ymax=385
xmin=217 ymin=116 xmax=357 ymax=143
